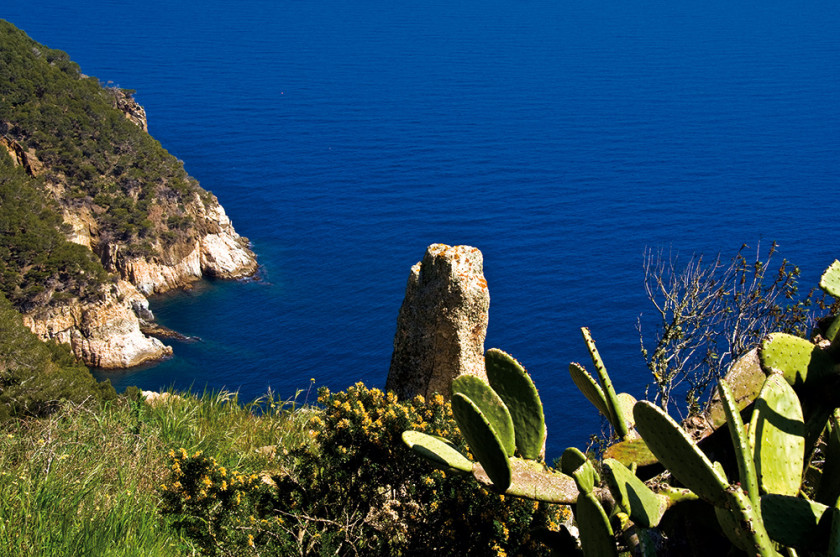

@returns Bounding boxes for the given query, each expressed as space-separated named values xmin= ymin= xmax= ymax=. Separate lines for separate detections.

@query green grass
xmin=0 ymin=389 xmax=315 ymax=556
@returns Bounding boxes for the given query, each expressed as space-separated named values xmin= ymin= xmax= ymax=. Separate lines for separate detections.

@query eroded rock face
xmin=386 ymin=244 xmax=490 ymax=400
xmin=99 ymin=194 xmax=258 ymax=295
xmin=1 ymin=136 xmax=43 ymax=176
xmin=11 ymin=91 xmax=257 ymax=368
xmin=22 ymin=280 xmax=172 ymax=368
xmin=110 ymin=88 xmax=148 ymax=131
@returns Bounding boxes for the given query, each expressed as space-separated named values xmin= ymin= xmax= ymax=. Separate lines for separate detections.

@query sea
xmin=4 ymin=0 xmax=839 ymax=459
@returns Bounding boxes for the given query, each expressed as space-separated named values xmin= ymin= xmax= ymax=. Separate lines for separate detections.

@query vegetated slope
xmin=0 ymin=19 xmax=256 ymax=368
xmin=0 ymin=19 xmax=207 ymax=255
xmin=0 ymin=287 xmax=115 ymax=420
xmin=0 ymin=152 xmax=108 ymax=310
xmin=0 ymin=19 xmax=255 ymax=303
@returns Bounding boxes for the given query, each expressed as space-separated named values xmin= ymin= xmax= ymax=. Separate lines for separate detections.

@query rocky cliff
xmin=0 ymin=21 xmax=258 ymax=369
xmin=22 ymin=280 xmax=172 ymax=368
xmin=101 ymin=192 xmax=258 ymax=296
xmin=13 ymin=129 xmax=257 ymax=367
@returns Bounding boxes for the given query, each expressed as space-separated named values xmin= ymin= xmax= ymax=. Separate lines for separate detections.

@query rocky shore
xmin=4 ymin=97 xmax=257 ymax=369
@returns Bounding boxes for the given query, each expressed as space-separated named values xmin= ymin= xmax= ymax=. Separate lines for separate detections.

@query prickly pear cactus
xmin=569 ymin=361 xmax=610 ymax=418
xmin=581 ymin=327 xmax=629 ymax=438
xmin=748 ymin=374 xmax=805 ymax=496
xmin=451 ymin=393 xmax=512 ymax=490
xmin=603 ymin=458 xmax=667 ymax=528
xmin=485 ymin=349 xmax=546 ymax=459
xmin=820 ymin=260 xmax=840 ymax=297
xmin=401 ymin=430 xmax=473 ymax=472
xmin=759 ymin=332 xmax=835 ymax=387
xmin=451 ymin=374 xmax=516 ymax=456
xmin=633 ymin=401 xmax=729 ymax=506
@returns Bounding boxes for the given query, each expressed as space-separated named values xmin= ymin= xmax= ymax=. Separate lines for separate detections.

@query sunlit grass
xmin=0 ymin=387 xmax=318 ymax=556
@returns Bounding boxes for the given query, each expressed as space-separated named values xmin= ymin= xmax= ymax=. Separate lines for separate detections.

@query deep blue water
xmin=4 ymin=0 xmax=839 ymax=458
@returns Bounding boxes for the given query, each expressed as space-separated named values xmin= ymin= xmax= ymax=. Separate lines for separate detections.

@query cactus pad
xmin=761 ymin=494 xmax=831 ymax=550
xmin=401 ymin=430 xmax=473 ymax=473
xmin=485 ymin=348 xmax=546 ymax=459
xmin=603 ymin=437 xmax=658 ymax=467
xmin=759 ymin=332 xmax=835 ymax=387
xmin=707 ymin=348 xmax=766 ymax=430
xmin=561 ymin=446 xmax=599 ymax=494
xmin=581 ymin=327 xmax=629 ymax=437
xmin=472 ymin=456 xmax=579 ymax=504
xmin=633 ymin=401 xmax=729 ymax=506
xmin=616 ymin=392 xmax=637 ymax=431
xmin=748 ymin=374 xmax=805 ymax=497
xmin=576 ymin=492 xmax=618 ymax=557
xmin=816 ymin=410 xmax=840 ymax=506
xmin=603 ymin=458 xmax=668 ymax=528
xmin=569 ymin=362 xmax=610 ymax=418
xmin=451 ymin=375 xmax=515 ymax=456
xmin=820 ymin=259 xmax=840 ymax=298
xmin=451 ymin=393 xmax=512 ymax=491
xmin=718 ymin=380 xmax=759 ymax=505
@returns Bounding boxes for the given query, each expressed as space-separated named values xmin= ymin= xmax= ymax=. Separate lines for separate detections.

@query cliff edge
xmin=0 ymin=20 xmax=257 ymax=368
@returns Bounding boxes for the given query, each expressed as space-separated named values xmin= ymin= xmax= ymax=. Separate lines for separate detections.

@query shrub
xmin=161 ymin=383 xmax=568 ymax=555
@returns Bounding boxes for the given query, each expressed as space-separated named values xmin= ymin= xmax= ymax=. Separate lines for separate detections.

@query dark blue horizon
xmin=4 ymin=0 xmax=839 ymax=458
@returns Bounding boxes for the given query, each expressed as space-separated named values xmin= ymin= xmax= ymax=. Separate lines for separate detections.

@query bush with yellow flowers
xmin=161 ymin=383 xmax=569 ymax=555
xmin=160 ymin=448 xmax=263 ymax=554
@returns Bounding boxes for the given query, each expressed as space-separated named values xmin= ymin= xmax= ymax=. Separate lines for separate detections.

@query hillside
xmin=0 ymin=19 xmax=257 ymax=368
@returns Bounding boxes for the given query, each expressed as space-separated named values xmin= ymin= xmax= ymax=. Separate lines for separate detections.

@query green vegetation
xmin=0 ymin=290 xmax=115 ymax=421
xmin=0 ymin=151 xmax=108 ymax=310
xmin=404 ymin=259 xmax=840 ymax=556
xmin=0 ymin=385 xmax=568 ymax=556
xmin=0 ymin=19 xmax=201 ymax=250
xmin=0 ymin=390 xmax=313 ymax=556
xmin=0 ymin=253 xmax=833 ymax=556
xmin=0 ymin=18 xmax=221 ymax=325
xmin=161 ymin=383 xmax=566 ymax=555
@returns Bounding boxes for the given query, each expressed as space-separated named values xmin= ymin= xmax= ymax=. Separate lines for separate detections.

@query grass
xmin=0 ymin=388 xmax=316 ymax=556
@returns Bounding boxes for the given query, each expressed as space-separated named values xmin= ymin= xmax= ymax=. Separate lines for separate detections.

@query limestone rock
xmin=142 ymin=391 xmax=182 ymax=406
xmin=22 ymin=280 xmax=172 ymax=368
xmin=109 ymin=88 xmax=148 ymax=131
xmin=99 ymin=193 xmax=257 ymax=295
xmin=1 ymin=136 xmax=43 ymax=176
xmin=386 ymin=244 xmax=490 ymax=400
xmin=62 ymin=206 xmax=98 ymax=249
xmin=196 ymin=199 xmax=258 ymax=279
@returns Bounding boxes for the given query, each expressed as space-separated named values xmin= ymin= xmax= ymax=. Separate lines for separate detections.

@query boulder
xmin=386 ymin=244 xmax=490 ymax=400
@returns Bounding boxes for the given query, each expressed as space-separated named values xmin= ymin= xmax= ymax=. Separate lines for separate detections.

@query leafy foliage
xmin=0 ymin=18 xmax=210 ymax=263
xmin=161 ymin=383 xmax=568 ymax=555
xmin=0 ymin=152 xmax=108 ymax=310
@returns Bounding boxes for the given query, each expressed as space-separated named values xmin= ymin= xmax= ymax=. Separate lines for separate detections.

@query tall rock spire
xmin=386 ymin=244 xmax=490 ymax=400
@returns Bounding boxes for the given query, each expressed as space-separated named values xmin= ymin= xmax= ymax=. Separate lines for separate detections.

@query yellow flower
xmin=247 ymin=534 xmax=255 ymax=548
